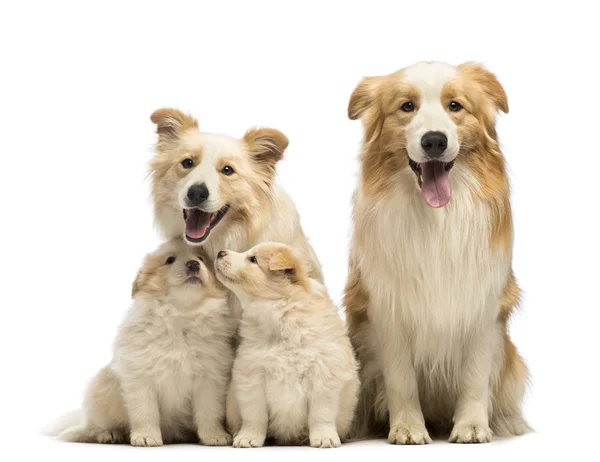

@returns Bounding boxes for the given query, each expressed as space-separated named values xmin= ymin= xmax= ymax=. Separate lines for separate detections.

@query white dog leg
xmin=193 ymin=376 xmax=232 ymax=446
xmin=379 ymin=334 xmax=431 ymax=445
xmin=308 ymin=388 xmax=341 ymax=448
xmin=232 ymin=377 xmax=268 ymax=448
xmin=123 ymin=383 xmax=162 ymax=447
xmin=449 ymin=327 xmax=494 ymax=443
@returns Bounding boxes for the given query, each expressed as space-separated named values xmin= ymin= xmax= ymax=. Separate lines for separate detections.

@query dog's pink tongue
xmin=421 ymin=161 xmax=452 ymax=208
xmin=185 ymin=209 xmax=211 ymax=239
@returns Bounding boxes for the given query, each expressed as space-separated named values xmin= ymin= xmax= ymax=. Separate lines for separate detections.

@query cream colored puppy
xmin=215 ymin=243 xmax=359 ymax=448
xmin=50 ymin=238 xmax=236 ymax=446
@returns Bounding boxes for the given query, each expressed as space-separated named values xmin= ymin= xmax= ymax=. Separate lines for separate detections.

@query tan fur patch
xmin=150 ymin=108 xmax=199 ymax=145
xmin=267 ymin=245 xmax=310 ymax=290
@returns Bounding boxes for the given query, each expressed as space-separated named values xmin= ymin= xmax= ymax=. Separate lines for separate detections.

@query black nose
xmin=186 ymin=260 xmax=200 ymax=272
xmin=186 ymin=183 xmax=209 ymax=206
xmin=421 ymin=131 xmax=448 ymax=157
xmin=217 ymin=250 xmax=227 ymax=259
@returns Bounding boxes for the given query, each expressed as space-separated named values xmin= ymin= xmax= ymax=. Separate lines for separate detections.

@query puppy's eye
xmin=249 ymin=256 xmax=258 ymax=264
xmin=221 ymin=165 xmax=235 ymax=176
xmin=165 ymin=256 xmax=176 ymax=265
xmin=197 ymin=255 xmax=204 ymax=262
xmin=400 ymin=102 xmax=414 ymax=112
xmin=449 ymin=101 xmax=463 ymax=112
xmin=181 ymin=158 xmax=194 ymax=169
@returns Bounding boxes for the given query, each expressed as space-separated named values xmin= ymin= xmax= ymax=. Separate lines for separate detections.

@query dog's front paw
xmin=388 ymin=423 xmax=432 ymax=445
xmin=449 ymin=422 xmax=492 ymax=443
xmin=199 ymin=428 xmax=232 ymax=446
xmin=310 ymin=428 xmax=341 ymax=448
xmin=233 ymin=429 xmax=265 ymax=448
xmin=130 ymin=432 xmax=163 ymax=447
xmin=96 ymin=429 xmax=125 ymax=444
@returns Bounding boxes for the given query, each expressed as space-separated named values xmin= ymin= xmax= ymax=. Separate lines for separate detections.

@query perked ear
xmin=459 ymin=63 xmax=509 ymax=113
xmin=243 ymin=128 xmax=289 ymax=171
xmin=268 ymin=246 xmax=308 ymax=288
xmin=348 ymin=76 xmax=381 ymax=120
xmin=150 ymin=108 xmax=198 ymax=142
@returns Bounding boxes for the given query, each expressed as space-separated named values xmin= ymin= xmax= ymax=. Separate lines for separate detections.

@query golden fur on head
xmin=132 ymin=237 xmax=224 ymax=301
xmin=215 ymin=242 xmax=310 ymax=300
xmin=347 ymin=62 xmax=512 ymax=253
xmin=149 ymin=108 xmax=289 ymax=246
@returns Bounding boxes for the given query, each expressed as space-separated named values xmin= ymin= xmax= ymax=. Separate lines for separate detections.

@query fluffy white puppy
xmin=50 ymin=238 xmax=236 ymax=446
xmin=215 ymin=242 xmax=359 ymax=448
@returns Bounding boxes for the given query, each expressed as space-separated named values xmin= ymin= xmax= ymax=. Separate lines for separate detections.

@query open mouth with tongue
xmin=183 ymin=205 xmax=230 ymax=243
xmin=409 ymin=159 xmax=454 ymax=208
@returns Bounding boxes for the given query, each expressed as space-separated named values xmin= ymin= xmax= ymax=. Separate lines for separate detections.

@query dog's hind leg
xmin=491 ymin=332 xmax=531 ymax=436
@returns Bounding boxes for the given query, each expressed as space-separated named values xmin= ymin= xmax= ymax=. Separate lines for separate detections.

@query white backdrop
xmin=1 ymin=1 xmax=598 ymax=461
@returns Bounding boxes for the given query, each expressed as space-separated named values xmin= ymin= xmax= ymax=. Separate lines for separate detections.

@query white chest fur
xmin=354 ymin=167 xmax=510 ymax=347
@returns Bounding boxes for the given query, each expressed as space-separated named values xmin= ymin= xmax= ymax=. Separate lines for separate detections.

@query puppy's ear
xmin=268 ymin=246 xmax=309 ymax=289
xmin=348 ymin=76 xmax=382 ymax=120
xmin=131 ymin=268 xmax=145 ymax=298
xmin=243 ymin=128 xmax=289 ymax=173
xmin=150 ymin=108 xmax=198 ymax=142
xmin=459 ymin=63 xmax=509 ymax=113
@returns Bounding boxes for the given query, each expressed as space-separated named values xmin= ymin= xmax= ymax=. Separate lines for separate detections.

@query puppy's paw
xmin=130 ymin=432 xmax=163 ymax=447
xmin=199 ymin=428 xmax=232 ymax=446
xmin=310 ymin=430 xmax=341 ymax=448
xmin=233 ymin=430 xmax=265 ymax=448
xmin=388 ymin=423 xmax=432 ymax=445
xmin=96 ymin=429 xmax=125 ymax=444
xmin=449 ymin=422 xmax=492 ymax=443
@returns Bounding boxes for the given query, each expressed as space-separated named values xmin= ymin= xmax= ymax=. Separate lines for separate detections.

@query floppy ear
xmin=459 ymin=63 xmax=509 ymax=113
xmin=348 ymin=77 xmax=380 ymax=120
xmin=131 ymin=268 xmax=145 ymax=298
xmin=150 ymin=108 xmax=198 ymax=142
xmin=268 ymin=246 xmax=308 ymax=288
xmin=243 ymin=128 xmax=289 ymax=173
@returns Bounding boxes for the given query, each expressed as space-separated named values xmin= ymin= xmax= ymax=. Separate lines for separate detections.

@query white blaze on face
xmin=177 ymin=133 xmax=241 ymax=213
xmin=403 ymin=61 xmax=459 ymax=164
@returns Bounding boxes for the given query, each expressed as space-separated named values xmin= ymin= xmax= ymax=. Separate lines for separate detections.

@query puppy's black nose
xmin=186 ymin=260 xmax=200 ymax=272
xmin=186 ymin=183 xmax=209 ymax=206
xmin=217 ymin=250 xmax=227 ymax=259
xmin=421 ymin=131 xmax=448 ymax=157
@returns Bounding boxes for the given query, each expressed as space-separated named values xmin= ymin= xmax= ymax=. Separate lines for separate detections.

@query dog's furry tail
xmin=43 ymin=409 xmax=87 ymax=441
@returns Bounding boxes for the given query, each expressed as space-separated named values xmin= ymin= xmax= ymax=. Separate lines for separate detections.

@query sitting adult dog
xmin=344 ymin=61 xmax=529 ymax=444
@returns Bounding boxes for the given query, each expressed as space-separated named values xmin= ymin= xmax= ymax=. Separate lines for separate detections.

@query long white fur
xmin=353 ymin=164 xmax=509 ymax=443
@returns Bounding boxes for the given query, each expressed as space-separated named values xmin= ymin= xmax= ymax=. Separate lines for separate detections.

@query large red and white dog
xmin=344 ymin=61 xmax=529 ymax=443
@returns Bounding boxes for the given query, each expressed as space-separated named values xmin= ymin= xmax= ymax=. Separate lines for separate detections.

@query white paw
xmin=449 ymin=422 xmax=492 ymax=443
xmin=310 ymin=431 xmax=341 ymax=448
xmin=130 ymin=432 xmax=163 ymax=447
xmin=96 ymin=430 xmax=124 ymax=444
xmin=199 ymin=429 xmax=232 ymax=446
xmin=388 ymin=423 xmax=432 ymax=445
xmin=233 ymin=431 xmax=265 ymax=448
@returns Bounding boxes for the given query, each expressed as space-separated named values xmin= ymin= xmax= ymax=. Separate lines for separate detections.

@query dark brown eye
xmin=221 ymin=165 xmax=235 ymax=176
xmin=181 ymin=158 xmax=194 ymax=169
xmin=165 ymin=256 xmax=176 ymax=264
xmin=401 ymin=102 xmax=414 ymax=112
xmin=197 ymin=255 xmax=204 ymax=262
xmin=249 ymin=256 xmax=257 ymax=264
xmin=449 ymin=101 xmax=463 ymax=112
